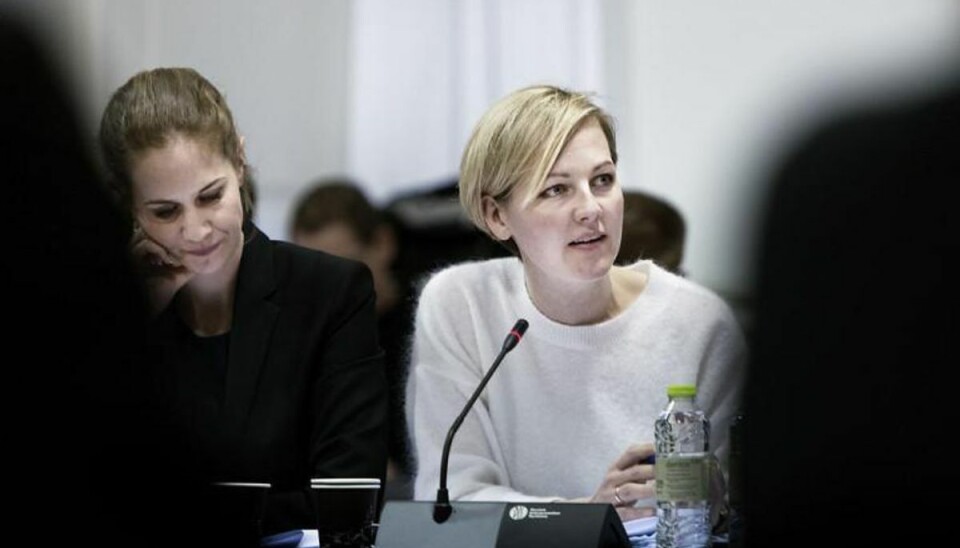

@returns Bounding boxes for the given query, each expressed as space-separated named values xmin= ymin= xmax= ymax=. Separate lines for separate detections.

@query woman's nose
xmin=181 ymin=207 xmax=212 ymax=242
xmin=574 ymin=187 xmax=602 ymax=223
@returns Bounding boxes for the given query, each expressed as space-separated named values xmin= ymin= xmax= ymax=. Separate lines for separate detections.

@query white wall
xmin=347 ymin=0 xmax=604 ymax=204
xmin=614 ymin=0 xmax=960 ymax=298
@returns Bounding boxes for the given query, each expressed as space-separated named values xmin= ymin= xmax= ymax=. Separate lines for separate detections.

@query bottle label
xmin=655 ymin=452 xmax=709 ymax=502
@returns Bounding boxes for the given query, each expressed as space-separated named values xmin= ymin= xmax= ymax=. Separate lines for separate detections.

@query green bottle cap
xmin=667 ymin=384 xmax=697 ymax=397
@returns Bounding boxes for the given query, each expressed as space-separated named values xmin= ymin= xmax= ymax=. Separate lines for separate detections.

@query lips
xmin=569 ymin=234 xmax=605 ymax=246
xmin=184 ymin=240 xmax=221 ymax=257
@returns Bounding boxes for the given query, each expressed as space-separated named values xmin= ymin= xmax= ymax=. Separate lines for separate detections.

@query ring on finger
xmin=614 ymin=484 xmax=625 ymax=505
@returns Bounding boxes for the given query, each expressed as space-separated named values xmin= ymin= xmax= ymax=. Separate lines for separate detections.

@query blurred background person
xmin=290 ymin=179 xmax=415 ymax=499
xmin=382 ymin=178 xmax=511 ymax=293
xmin=407 ymin=85 xmax=746 ymax=526
xmin=744 ymin=71 xmax=959 ymax=546
xmin=99 ymin=67 xmax=388 ymax=535
xmin=616 ymin=190 xmax=686 ymax=276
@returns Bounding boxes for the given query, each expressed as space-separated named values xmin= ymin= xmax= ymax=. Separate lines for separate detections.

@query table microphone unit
xmin=377 ymin=319 xmax=630 ymax=548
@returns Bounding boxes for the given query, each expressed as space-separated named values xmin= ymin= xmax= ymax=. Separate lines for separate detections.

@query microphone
xmin=433 ymin=319 xmax=528 ymax=523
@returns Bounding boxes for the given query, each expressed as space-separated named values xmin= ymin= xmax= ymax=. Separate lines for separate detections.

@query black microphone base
xmin=376 ymin=501 xmax=630 ymax=548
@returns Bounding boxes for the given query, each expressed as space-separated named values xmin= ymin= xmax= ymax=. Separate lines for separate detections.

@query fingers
xmin=141 ymin=261 xmax=195 ymax=316
xmin=609 ymin=480 xmax=656 ymax=510
xmin=595 ymin=443 xmax=658 ymax=510
xmin=613 ymin=481 xmax=656 ymax=506
xmin=611 ymin=443 xmax=655 ymax=471
xmin=606 ymin=460 xmax=655 ymax=490
xmin=132 ymin=232 xmax=182 ymax=270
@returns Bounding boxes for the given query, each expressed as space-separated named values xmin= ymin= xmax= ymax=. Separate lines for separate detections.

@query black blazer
xmin=146 ymin=224 xmax=388 ymax=534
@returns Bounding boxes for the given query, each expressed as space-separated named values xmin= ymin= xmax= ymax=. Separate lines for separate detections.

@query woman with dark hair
xmin=100 ymin=67 xmax=388 ymax=534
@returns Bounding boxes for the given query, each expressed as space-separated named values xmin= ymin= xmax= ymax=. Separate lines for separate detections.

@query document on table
xmin=623 ymin=516 xmax=657 ymax=548
xmin=260 ymin=529 xmax=318 ymax=548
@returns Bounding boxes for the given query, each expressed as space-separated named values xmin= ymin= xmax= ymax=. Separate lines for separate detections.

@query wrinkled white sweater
xmin=406 ymin=258 xmax=746 ymax=502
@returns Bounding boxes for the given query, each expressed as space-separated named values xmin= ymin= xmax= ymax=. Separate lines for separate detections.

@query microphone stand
xmin=434 ymin=319 xmax=528 ymax=523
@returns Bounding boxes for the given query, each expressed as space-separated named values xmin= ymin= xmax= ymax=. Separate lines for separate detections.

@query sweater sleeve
xmin=693 ymin=294 xmax=748 ymax=476
xmin=406 ymin=267 xmax=561 ymax=503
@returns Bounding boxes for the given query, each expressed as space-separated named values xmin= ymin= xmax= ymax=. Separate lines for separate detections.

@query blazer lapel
xmin=223 ymin=225 xmax=280 ymax=433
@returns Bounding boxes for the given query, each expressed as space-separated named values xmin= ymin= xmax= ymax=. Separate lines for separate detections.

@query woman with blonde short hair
xmin=407 ymin=85 xmax=745 ymax=525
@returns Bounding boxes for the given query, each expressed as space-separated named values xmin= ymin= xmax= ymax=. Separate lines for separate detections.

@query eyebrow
xmin=143 ymin=177 xmax=227 ymax=205
xmin=546 ymin=160 xmax=615 ymax=179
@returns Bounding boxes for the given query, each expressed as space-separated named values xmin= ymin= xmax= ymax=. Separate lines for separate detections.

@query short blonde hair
xmin=458 ymin=85 xmax=617 ymax=251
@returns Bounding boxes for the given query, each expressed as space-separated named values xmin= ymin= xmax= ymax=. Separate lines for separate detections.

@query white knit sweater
xmin=406 ymin=258 xmax=745 ymax=502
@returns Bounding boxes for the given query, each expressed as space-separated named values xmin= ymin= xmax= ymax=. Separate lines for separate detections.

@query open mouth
xmin=569 ymin=234 xmax=605 ymax=246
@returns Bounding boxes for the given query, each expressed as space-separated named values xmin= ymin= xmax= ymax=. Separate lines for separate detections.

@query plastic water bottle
xmin=655 ymin=384 xmax=711 ymax=548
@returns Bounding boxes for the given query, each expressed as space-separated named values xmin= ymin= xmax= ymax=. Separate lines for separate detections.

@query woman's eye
xmin=199 ymin=189 xmax=224 ymax=204
xmin=540 ymin=184 xmax=566 ymax=198
xmin=594 ymin=173 xmax=615 ymax=187
xmin=151 ymin=206 xmax=177 ymax=220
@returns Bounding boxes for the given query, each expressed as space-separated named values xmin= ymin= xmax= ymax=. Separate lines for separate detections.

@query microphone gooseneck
xmin=434 ymin=319 xmax=529 ymax=523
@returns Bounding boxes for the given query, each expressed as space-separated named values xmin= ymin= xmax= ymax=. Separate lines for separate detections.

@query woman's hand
xmin=589 ymin=443 xmax=657 ymax=522
xmin=708 ymin=454 xmax=728 ymax=530
xmin=131 ymin=225 xmax=193 ymax=315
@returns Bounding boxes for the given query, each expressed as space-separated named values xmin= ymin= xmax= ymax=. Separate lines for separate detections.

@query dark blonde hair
xmin=99 ymin=67 xmax=252 ymax=216
xmin=459 ymin=85 xmax=617 ymax=254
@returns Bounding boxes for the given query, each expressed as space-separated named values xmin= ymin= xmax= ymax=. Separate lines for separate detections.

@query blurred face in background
xmin=130 ymin=133 xmax=246 ymax=278
xmin=484 ymin=117 xmax=623 ymax=291
xmin=295 ymin=223 xmax=367 ymax=262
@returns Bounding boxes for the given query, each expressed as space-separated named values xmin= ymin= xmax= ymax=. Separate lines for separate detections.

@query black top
xmin=191 ymin=330 xmax=229 ymax=406
xmin=145 ymin=224 xmax=389 ymax=534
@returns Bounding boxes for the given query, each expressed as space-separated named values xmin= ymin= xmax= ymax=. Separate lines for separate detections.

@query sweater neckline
xmin=511 ymin=260 xmax=673 ymax=350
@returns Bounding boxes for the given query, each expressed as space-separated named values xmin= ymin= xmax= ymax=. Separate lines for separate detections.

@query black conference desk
xmin=258 ymin=530 xmax=729 ymax=547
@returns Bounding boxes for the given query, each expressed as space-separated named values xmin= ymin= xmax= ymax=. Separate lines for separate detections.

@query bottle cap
xmin=667 ymin=384 xmax=697 ymax=397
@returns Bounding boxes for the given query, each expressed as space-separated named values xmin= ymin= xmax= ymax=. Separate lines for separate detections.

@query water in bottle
xmin=655 ymin=384 xmax=711 ymax=548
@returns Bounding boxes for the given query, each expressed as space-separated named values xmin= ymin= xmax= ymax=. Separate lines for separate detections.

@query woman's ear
xmin=482 ymin=195 xmax=512 ymax=241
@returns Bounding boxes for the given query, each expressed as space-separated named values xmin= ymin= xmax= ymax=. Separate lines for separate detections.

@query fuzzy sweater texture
xmin=407 ymin=258 xmax=746 ymax=502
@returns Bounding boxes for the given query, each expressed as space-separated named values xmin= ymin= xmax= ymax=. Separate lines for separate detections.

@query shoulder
xmin=638 ymin=261 xmax=741 ymax=331
xmin=249 ymin=230 xmax=374 ymax=300
xmin=272 ymin=238 xmax=363 ymax=276
xmin=419 ymin=257 xmax=519 ymax=304
xmin=414 ymin=258 xmax=520 ymax=335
